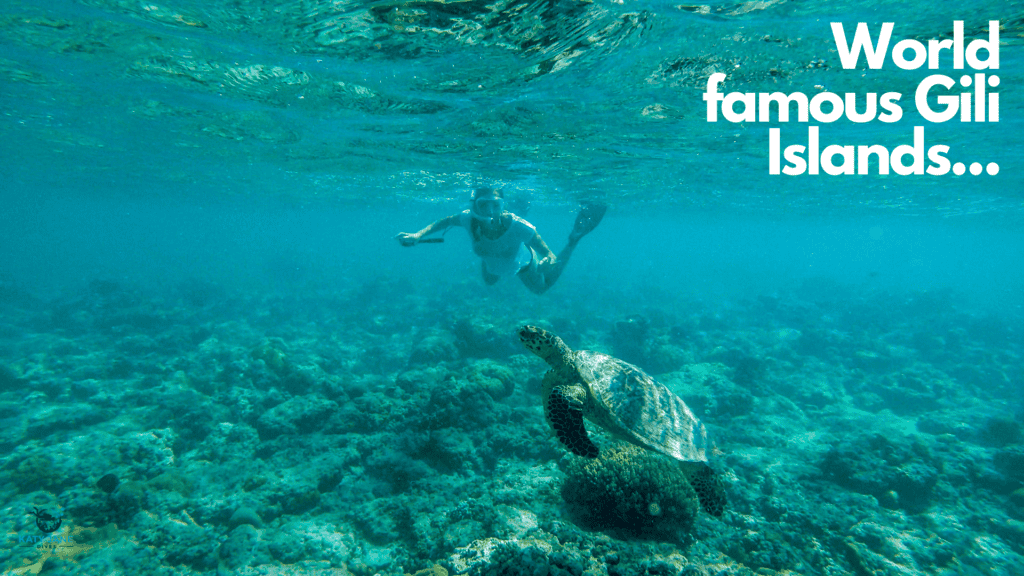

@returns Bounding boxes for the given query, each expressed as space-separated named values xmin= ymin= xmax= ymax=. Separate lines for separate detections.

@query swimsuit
xmin=459 ymin=211 xmax=537 ymax=276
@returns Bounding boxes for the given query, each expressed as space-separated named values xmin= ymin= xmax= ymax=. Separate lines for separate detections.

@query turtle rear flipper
xmin=683 ymin=462 xmax=727 ymax=517
xmin=547 ymin=385 xmax=599 ymax=458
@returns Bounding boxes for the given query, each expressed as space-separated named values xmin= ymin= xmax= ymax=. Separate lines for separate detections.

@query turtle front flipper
xmin=547 ymin=385 xmax=599 ymax=458
xmin=683 ymin=462 xmax=727 ymax=517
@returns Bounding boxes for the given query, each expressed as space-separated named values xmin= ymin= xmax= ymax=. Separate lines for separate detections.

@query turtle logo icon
xmin=31 ymin=507 xmax=63 ymax=533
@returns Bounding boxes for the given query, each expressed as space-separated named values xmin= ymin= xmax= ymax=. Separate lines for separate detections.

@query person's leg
xmin=518 ymin=250 xmax=550 ymax=294
xmin=518 ymin=269 xmax=549 ymax=294
xmin=481 ymin=261 xmax=500 ymax=285
xmin=534 ymin=201 xmax=606 ymax=290
xmin=535 ymin=242 xmax=576 ymax=289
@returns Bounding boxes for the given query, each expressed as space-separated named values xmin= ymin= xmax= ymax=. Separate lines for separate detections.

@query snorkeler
xmin=395 ymin=187 xmax=606 ymax=294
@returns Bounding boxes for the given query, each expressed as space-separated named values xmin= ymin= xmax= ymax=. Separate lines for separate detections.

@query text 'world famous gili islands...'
xmin=703 ymin=21 xmax=1001 ymax=177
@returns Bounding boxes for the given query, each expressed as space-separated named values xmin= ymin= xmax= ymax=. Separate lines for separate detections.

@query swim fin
xmin=569 ymin=201 xmax=607 ymax=243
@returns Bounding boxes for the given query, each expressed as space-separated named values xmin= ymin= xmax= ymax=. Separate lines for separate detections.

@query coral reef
xmin=820 ymin=433 xmax=942 ymax=512
xmin=1 ymin=275 xmax=1022 ymax=575
xmin=562 ymin=445 xmax=700 ymax=535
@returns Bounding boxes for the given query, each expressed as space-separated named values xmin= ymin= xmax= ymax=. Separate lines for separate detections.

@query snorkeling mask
xmin=471 ymin=197 xmax=504 ymax=224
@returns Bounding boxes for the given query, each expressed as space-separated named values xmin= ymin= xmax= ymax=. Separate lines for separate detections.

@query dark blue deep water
xmin=1 ymin=1 xmax=1023 ymax=574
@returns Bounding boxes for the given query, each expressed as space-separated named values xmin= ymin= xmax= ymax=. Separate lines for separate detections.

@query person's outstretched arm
xmin=528 ymin=232 xmax=557 ymax=264
xmin=395 ymin=213 xmax=461 ymax=246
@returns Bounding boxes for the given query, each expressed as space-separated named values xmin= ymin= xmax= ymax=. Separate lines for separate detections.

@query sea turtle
xmin=518 ymin=325 xmax=726 ymax=516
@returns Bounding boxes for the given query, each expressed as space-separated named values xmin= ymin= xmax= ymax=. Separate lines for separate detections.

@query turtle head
xmin=518 ymin=325 xmax=572 ymax=367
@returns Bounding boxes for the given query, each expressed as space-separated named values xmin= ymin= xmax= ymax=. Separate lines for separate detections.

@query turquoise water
xmin=1 ymin=1 xmax=1023 ymax=575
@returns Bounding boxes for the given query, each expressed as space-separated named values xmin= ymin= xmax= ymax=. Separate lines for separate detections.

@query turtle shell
xmin=573 ymin=351 xmax=708 ymax=463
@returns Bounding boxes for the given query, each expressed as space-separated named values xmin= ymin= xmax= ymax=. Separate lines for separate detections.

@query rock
xmin=220 ymin=524 xmax=261 ymax=570
xmin=251 ymin=340 xmax=291 ymax=378
xmin=452 ymin=317 xmax=518 ymax=359
xmin=266 ymin=521 xmax=355 ymax=566
xmin=916 ymin=411 xmax=976 ymax=441
xmin=980 ymin=416 xmax=1022 ymax=447
xmin=646 ymin=343 xmax=689 ymax=375
xmin=228 ymin=505 xmax=263 ymax=529
xmin=146 ymin=512 xmax=219 ymax=570
xmin=195 ymin=422 xmax=260 ymax=461
xmin=409 ymin=330 xmax=459 ymax=365
xmin=256 ymin=394 xmax=338 ymax=439
xmin=1010 ymin=487 xmax=1024 ymax=516
xmin=110 ymin=480 xmax=148 ymax=525
xmin=120 ymin=429 xmax=177 ymax=477
xmin=821 ymin=433 xmax=941 ymax=512
xmin=956 ymin=534 xmax=1024 ymax=574
xmin=26 ymin=404 xmax=112 ymax=439
xmin=396 ymin=366 xmax=448 ymax=393
xmin=994 ymin=446 xmax=1024 ymax=484
xmin=405 ymin=564 xmax=448 ymax=576
xmin=147 ymin=471 xmax=193 ymax=497
xmin=844 ymin=521 xmax=954 ymax=576
xmin=449 ymin=535 xmax=601 ymax=576
xmin=462 ymin=360 xmax=515 ymax=400
xmin=7 ymin=453 xmax=74 ymax=493
xmin=0 ymin=363 xmax=25 ymax=390
xmin=612 ymin=315 xmax=649 ymax=366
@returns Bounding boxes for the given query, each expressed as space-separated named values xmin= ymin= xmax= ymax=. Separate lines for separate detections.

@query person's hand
xmin=395 ymin=232 xmax=420 ymax=247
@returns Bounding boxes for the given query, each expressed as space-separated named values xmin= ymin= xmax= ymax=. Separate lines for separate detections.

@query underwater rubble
xmin=0 ymin=277 xmax=1022 ymax=575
